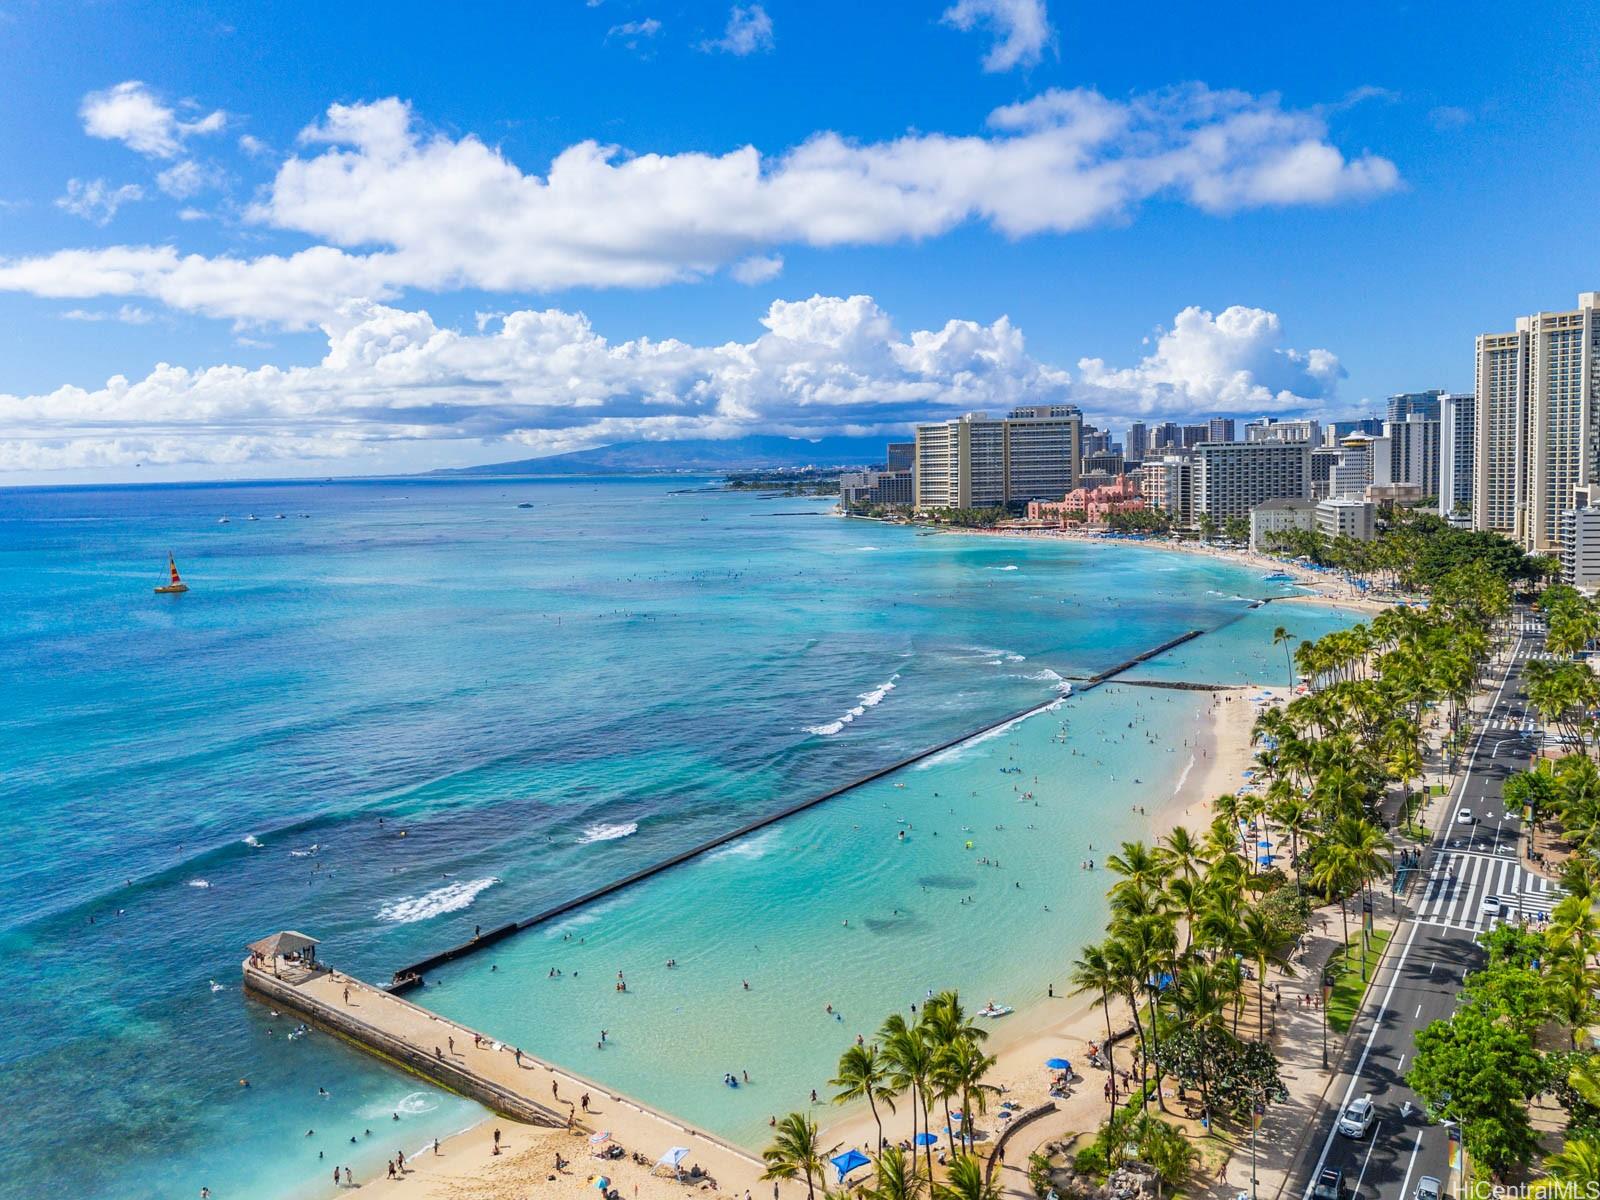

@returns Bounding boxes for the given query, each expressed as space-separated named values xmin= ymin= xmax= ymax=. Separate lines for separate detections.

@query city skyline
xmin=2 ymin=1 xmax=1598 ymax=483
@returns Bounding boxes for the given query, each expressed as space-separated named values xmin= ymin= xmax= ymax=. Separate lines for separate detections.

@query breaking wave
xmin=578 ymin=822 xmax=638 ymax=845
xmin=377 ymin=877 xmax=501 ymax=923
xmin=804 ymin=674 xmax=899 ymax=736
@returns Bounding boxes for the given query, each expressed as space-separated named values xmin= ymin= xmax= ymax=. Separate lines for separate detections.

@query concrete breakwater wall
xmin=388 ymin=630 xmax=1204 ymax=992
xmin=243 ymin=962 xmax=564 ymax=1126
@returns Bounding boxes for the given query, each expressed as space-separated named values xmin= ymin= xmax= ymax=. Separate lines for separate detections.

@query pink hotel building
xmin=1025 ymin=474 xmax=1147 ymax=526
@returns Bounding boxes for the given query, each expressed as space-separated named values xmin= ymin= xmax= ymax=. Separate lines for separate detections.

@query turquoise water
xmin=0 ymin=478 xmax=1357 ymax=1199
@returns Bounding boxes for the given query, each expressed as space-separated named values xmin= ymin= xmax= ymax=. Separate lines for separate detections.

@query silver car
xmin=1415 ymin=1176 xmax=1441 ymax=1200
xmin=1337 ymin=1094 xmax=1376 ymax=1138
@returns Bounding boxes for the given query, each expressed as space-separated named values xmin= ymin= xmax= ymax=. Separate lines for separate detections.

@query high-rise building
xmin=1124 ymin=421 xmax=1149 ymax=464
xmin=886 ymin=442 xmax=914 ymax=472
xmin=1182 ymin=424 xmax=1210 ymax=448
xmin=1474 ymin=292 xmax=1600 ymax=550
xmin=1384 ymin=413 xmax=1441 ymax=499
xmin=1386 ymin=389 xmax=1445 ymax=424
xmin=1144 ymin=455 xmax=1197 ymax=528
xmin=1439 ymin=394 xmax=1474 ymax=522
xmin=1323 ymin=418 xmax=1384 ymax=444
xmin=1083 ymin=451 xmax=1124 ymax=477
xmin=1081 ymin=425 xmax=1112 ymax=456
xmin=1150 ymin=421 xmax=1182 ymax=453
xmin=912 ymin=406 xmax=1082 ymax=509
xmin=1562 ymin=485 xmax=1600 ymax=592
xmin=1195 ymin=440 xmax=1312 ymax=520
xmin=1329 ymin=433 xmax=1393 ymax=499
xmin=1316 ymin=497 xmax=1376 ymax=542
xmin=1246 ymin=417 xmax=1320 ymax=444
xmin=1310 ymin=446 xmax=1342 ymax=500
xmin=1207 ymin=417 xmax=1237 ymax=442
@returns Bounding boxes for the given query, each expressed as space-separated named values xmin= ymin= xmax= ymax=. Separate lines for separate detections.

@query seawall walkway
xmin=243 ymin=956 xmax=766 ymax=1180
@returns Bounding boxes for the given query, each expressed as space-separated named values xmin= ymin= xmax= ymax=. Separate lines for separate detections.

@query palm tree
xmin=868 ymin=1147 xmax=923 ymax=1200
xmin=832 ymin=1043 xmax=896 ymax=1153
xmin=1237 ymin=906 xmax=1293 ymax=1037
xmin=931 ymin=1155 xmax=999 ymax=1200
xmin=881 ymin=1020 xmax=937 ymax=1180
xmin=1172 ymin=962 xmax=1229 ymax=1114
xmin=1069 ymin=942 xmax=1121 ymax=1124
xmin=1160 ymin=825 xmax=1207 ymax=882
xmin=937 ymin=1037 xmax=998 ymax=1152
xmin=1534 ymin=1138 xmax=1600 ymax=1195
xmin=1273 ymin=625 xmax=1297 ymax=690
xmin=1106 ymin=840 xmax=1165 ymax=903
xmin=763 ymin=1112 xmax=825 ymax=1200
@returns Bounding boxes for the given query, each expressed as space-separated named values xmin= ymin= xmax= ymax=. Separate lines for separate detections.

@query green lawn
xmin=1326 ymin=925 xmax=1394 ymax=1033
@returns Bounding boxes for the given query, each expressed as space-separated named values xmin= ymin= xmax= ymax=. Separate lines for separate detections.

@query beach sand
xmin=321 ymin=683 xmax=1271 ymax=1200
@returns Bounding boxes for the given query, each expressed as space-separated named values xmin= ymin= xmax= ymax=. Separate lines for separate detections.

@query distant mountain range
xmin=435 ymin=435 xmax=891 ymax=475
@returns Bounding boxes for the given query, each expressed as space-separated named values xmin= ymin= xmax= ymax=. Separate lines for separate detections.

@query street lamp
xmin=1321 ymin=970 xmax=1333 ymax=1069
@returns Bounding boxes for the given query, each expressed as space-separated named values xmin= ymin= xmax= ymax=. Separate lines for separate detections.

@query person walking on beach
xmin=581 ymin=1092 xmax=591 ymax=1112
xmin=494 ymin=1127 xmax=502 ymax=1149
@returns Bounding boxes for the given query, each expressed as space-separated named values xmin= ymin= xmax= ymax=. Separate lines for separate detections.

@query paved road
xmin=1289 ymin=612 xmax=1552 ymax=1200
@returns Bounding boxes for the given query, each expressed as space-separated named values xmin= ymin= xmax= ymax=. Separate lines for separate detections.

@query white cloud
xmin=155 ymin=159 xmax=225 ymax=199
xmin=79 ymin=81 xmax=226 ymax=159
xmin=730 ymin=253 xmax=783 ymax=283
xmin=606 ymin=17 xmax=662 ymax=49
xmin=238 ymin=133 xmax=272 ymax=157
xmin=55 ymin=178 xmax=144 ymax=225
xmin=59 ymin=304 xmax=155 ymax=324
xmin=1074 ymin=304 xmax=1342 ymax=417
xmin=2 ymin=88 xmax=1399 ymax=326
xmin=702 ymin=5 xmax=773 ymax=55
xmin=3 ymin=294 xmax=1338 ymax=474
xmin=942 ymin=0 xmax=1053 ymax=72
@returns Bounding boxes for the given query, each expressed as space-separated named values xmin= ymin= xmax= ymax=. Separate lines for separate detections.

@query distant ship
xmin=154 ymin=553 xmax=189 ymax=594
xmin=217 ymin=516 xmax=230 ymax=524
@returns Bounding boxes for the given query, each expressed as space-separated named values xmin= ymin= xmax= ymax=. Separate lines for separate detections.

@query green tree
xmin=868 ymin=1147 xmax=923 ymax=1200
xmin=1408 ymin=1007 xmax=1544 ymax=1175
xmin=931 ymin=1155 xmax=999 ymax=1200
xmin=762 ymin=1112 xmax=826 ymax=1200
xmin=832 ymin=1043 xmax=896 ymax=1153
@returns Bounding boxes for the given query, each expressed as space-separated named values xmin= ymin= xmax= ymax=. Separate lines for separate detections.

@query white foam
xmin=986 ymin=564 xmax=1019 ymax=571
xmin=1024 ymin=668 xmax=1072 ymax=693
xmin=917 ymin=707 xmax=1048 ymax=768
xmin=578 ymin=822 xmax=638 ymax=845
xmin=1172 ymin=754 xmax=1197 ymax=797
xmin=359 ymin=1091 xmax=440 ymax=1120
xmin=188 ymin=879 xmax=212 ymax=889
xmin=854 ymin=545 xmax=880 ymax=552
xmin=804 ymin=674 xmax=898 ymax=736
xmin=708 ymin=828 xmax=781 ymax=863
xmin=289 ymin=843 xmax=319 ymax=858
xmin=377 ymin=877 xmax=501 ymax=923
xmin=242 ymin=834 xmax=262 ymax=848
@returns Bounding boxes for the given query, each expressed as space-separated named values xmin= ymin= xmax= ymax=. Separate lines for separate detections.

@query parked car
xmin=1415 ymin=1176 xmax=1441 ymax=1200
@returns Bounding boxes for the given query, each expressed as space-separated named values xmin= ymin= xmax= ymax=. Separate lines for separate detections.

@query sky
xmin=1 ymin=0 xmax=1597 ymax=483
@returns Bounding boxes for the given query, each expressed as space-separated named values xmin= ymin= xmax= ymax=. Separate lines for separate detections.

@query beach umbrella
xmin=590 ymin=1132 xmax=612 ymax=1145
xmin=831 ymin=1149 xmax=871 ymax=1182
xmin=915 ymin=1132 xmax=939 ymax=1147
xmin=1257 ymin=854 xmax=1276 ymax=865
xmin=1257 ymin=839 xmax=1273 ymax=847
xmin=1045 ymin=1056 xmax=1072 ymax=1070
xmin=594 ymin=1178 xmax=610 ymax=1191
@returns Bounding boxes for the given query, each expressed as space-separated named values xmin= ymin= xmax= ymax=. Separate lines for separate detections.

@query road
xmin=1289 ymin=609 xmax=1557 ymax=1200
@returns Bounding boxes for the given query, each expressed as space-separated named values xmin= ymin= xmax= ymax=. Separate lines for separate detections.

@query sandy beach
xmin=313 ymin=681 xmax=1273 ymax=1200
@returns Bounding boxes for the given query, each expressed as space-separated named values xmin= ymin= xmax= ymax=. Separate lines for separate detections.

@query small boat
xmin=977 ymin=1002 xmax=1013 ymax=1018
xmin=516 ymin=502 xmax=534 ymax=509
xmin=217 ymin=516 xmax=230 ymax=524
xmin=275 ymin=513 xmax=286 ymax=520
xmin=154 ymin=553 xmax=189 ymax=594
xmin=246 ymin=514 xmax=259 ymax=521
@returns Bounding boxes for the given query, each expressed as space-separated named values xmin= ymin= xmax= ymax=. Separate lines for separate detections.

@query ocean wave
xmin=1172 ymin=754 xmax=1197 ymax=796
xmin=242 ymin=834 xmax=262 ymax=848
xmin=961 ymin=646 xmax=1026 ymax=665
xmin=359 ymin=1091 xmax=439 ymax=1120
xmin=708 ymin=828 xmax=781 ymax=862
xmin=578 ymin=821 xmax=638 ymax=845
xmin=986 ymin=564 xmax=1019 ymax=571
xmin=917 ymin=707 xmax=1047 ymax=768
xmin=854 ymin=545 xmax=880 ymax=552
xmin=1023 ymin=668 xmax=1074 ymax=694
xmin=187 ymin=879 xmax=212 ymax=889
xmin=804 ymin=674 xmax=898 ymax=736
xmin=288 ymin=843 xmax=320 ymax=858
xmin=377 ymin=877 xmax=500 ymax=923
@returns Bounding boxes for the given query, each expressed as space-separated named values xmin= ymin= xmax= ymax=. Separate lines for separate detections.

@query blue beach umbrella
xmin=1257 ymin=840 xmax=1273 ymax=847
xmin=1045 ymin=1056 xmax=1071 ymax=1070
xmin=915 ymin=1132 xmax=939 ymax=1147
xmin=831 ymin=1149 xmax=871 ymax=1182
xmin=1257 ymin=854 xmax=1276 ymax=865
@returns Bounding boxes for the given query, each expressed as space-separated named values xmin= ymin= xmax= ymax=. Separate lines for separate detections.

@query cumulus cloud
xmin=59 ymin=303 xmax=154 ymax=324
xmin=1075 ymin=305 xmax=1342 ymax=417
xmin=3 ymin=295 xmax=1338 ymax=474
xmin=942 ymin=0 xmax=1053 ymax=72
xmin=55 ymin=178 xmax=144 ymax=225
xmin=79 ymin=81 xmax=226 ymax=159
xmin=0 ymin=87 xmax=1398 ymax=327
xmin=702 ymin=5 xmax=773 ymax=55
xmin=155 ymin=159 xmax=227 ymax=199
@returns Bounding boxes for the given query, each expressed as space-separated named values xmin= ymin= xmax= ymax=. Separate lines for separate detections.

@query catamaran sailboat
xmin=154 ymin=553 xmax=189 ymax=594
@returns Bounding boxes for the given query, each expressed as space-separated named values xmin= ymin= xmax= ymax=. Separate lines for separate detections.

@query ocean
xmin=0 ymin=476 xmax=1360 ymax=1199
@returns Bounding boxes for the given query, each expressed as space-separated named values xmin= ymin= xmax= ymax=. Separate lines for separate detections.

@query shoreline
xmin=906 ymin=522 xmax=1401 ymax=613
xmin=332 ymin=679 xmax=1275 ymax=1200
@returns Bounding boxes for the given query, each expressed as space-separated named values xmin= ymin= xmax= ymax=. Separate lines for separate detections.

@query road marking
xmin=1397 ymin=1129 xmax=1424 ymax=1200
xmin=1300 ymin=918 xmax=1423 ymax=1199
xmin=1353 ymin=1122 xmax=1382 ymax=1196
xmin=1396 ymin=1053 xmax=1406 ymax=1071
xmin=1427 ymin=963 xmax=1434 ymax=976
xmin=1414 ymin=1004 xmax=1421 ymax=1019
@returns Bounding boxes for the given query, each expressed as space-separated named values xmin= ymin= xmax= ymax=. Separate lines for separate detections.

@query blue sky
xmin=1 ymin=0 xmax=1597 ymax=481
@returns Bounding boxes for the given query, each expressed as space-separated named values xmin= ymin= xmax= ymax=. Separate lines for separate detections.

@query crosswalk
xmin=1411 ymin=850 xmax=1563 ymax=933
xmin=1482 ymin=713 xmax=1540 ymax=735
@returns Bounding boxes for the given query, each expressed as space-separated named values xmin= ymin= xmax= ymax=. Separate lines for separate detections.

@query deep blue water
xmin=0 ymin=477 xmax=1356 ymax=1199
